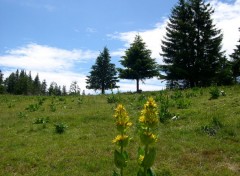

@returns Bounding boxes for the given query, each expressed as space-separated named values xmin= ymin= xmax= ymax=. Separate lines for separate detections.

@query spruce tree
xmin=33 ymin=74 xmax=41 ymax=95
xmin=161 ymin=0 xmax=223 ymax=87
xmin=5 ymin=72 xmax=16 ymax=94
xmin=0 ymin=70 xmax=4 ymax=93
xmin=69 ymin=81 xmax=80 ymax=95
xmin=230 ymin=28 xmax=240 ymax=82
xmin=86 ymin=47 xmax=119 ymax=94
xmin=119 ymin=35 xmax=159 ymax=92
xmin=41 ymin=80 xmax=47 ymax=95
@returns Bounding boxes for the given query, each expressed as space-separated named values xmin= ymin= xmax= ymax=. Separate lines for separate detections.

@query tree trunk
xmin=101 ymin=82 xmax=105 ymax=94
xmin=136 ymin=78 xmax=140 ymax=93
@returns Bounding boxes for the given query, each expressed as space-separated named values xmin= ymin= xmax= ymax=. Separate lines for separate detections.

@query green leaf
xmin=112 ymin=170 xmax=120 ymax=176
xmin=137 ymin=168 xmax=145 ymax=176
xmin=147 ymin=168 xmax=156 ymax=176
xmin=114 ymin=150 xmax=127 ymax=169
xmin=142 ymin=148 xmax=156 ymax=168
xmin=138 ymin=147 xmax=145 ymax=156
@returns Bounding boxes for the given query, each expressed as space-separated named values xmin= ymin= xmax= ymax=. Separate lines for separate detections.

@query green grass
xmin=0 ymin=86 xmax=240 ymax=175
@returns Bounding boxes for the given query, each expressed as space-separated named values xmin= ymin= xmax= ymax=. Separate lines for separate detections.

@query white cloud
xmin=108 ymin=20 xmax=168 ymax=64
xmin=110 ymin=0 xmax=240 ymax=61
xmin=209 ymin=0 xmax=240 ymax=55
xmin=0 ymin=43 xmax=98 ymax=94
xmin=0 ymin=43 xmax=98 ymax=72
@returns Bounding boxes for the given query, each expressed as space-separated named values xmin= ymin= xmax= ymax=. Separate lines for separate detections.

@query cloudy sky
xmin=0 ymin=0 xmax=240 ymax=94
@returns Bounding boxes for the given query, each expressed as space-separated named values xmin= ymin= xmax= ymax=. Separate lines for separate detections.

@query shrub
xmin=159 ymin=95 xmax=172 ymax=123
xmin=25 ymin=103 xmax=39 ymax=112
xmin=33 ymin=117 xmax=49 ymax=124
xmin=77 ymin=96 xmax=84 ymax=105
xmin=107 ymin=95 xmax=118 ymax=104
xmin=54 ymin=122 xmax=68 ymax=134
xmin=37 ymin=97 xmax=46 ymax=105
xmin=17 ymin=112 xmax=27 ymax=118
xmin=49 ymin=103 xmax=56 ymax=112
xmin=8 ymin=103 xmax=15 ymax=108
xmin=176 ymin=98 xmax=191 ymax=109
xmin=209 ymin=86 xmax=220 ymax=99
xmin=171 ymin=90 xmax=184 ymax=100
xmin=201 ymin=117 xmax=223 ymax=136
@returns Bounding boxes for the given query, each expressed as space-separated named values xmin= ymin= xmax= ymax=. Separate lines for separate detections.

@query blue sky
xmin=0 ymin=0 xmax=240 ymax=94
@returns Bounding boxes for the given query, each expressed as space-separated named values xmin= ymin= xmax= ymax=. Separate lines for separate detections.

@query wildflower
xmin=139 ymin=97 xmax=159 ymax=128
xmin=140 ymin=132 xmax=158 ymax=145
xmin=114 ymin=104 xmax=132 ymax=132
xmin=138 ymin=155 xmax=144 ymax=164
xmin=112 ymin=135 xmax=129 ymax=147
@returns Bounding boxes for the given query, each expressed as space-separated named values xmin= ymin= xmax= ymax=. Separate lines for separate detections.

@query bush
xmin=176 ymin=98 xmax=191 ymax=109
xmin=25 ymin=103 xmax=39 ymax=112
xmin=55 ymin=122 xmax=68 ymax=134
xmin=201 ymin=117 xmax=223 ymax=136
xmin=49 ymin=103 xmax=56 ymax=112
xmin=33 ymin=117 xmax=49 ymax=124
xmin=17 ymin=112 xmax=27 ymax=118
xmin=159 ymin=95 xmax=172 ymax=123
xmin=209 ymin=86 xmax=220 ymax=99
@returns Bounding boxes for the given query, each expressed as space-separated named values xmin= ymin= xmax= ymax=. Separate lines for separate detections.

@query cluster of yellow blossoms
xmin=112 ymin=104 xmax=132 ymax=147
xmin=138 ymin=97 xmax=159 ymax=173
xmin=112 ymin=97 xmax=159 ymax=175
xmin=139 ymin=97 xmax=159 ymax=128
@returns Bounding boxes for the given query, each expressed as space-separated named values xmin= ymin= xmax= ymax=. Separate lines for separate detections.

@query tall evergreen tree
xmin=86 ymin=47 xmax=119 ymax=94
xmin=69 ymin=81 xmax=80 ymax=95
xmin=161 ymin=0 xmax=223 ymax=87
xmin=41 ymin=80 xmax=47 ymax=95
xmin=27 ymin=71 xmax=33 ymax=94
xmin=5 ymin=72 xmax=16 ymax=94
xmin=33 ymin=74 xmax=41 ymax=95
xmin=0 ymin=70 xmax=4 ymax=93
xmin=215 ymin=56 xmax=233 ymax=85
xmin=62 ymin=85 xmax=67 ymax=96
xmin=17 ymin=70 xmax=28 ymax=95
xmin=119 ymin=35 xmax=159 ymax=92
xmin=230 ymin=28 xmax=240 ymax=82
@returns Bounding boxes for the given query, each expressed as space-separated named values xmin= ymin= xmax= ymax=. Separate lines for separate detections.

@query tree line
xmin=1 ymin=0 xmax=240 ymax=95
xmin=0 ymin=69 xmax=82 ymax=96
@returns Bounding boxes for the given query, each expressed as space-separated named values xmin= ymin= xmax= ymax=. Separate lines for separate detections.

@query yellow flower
xmin=139 ymin=97 xmax=159 ymax=128
xmin=114 ymin=104 xmax=132 ymax=132
xmin=112 ymin=135 xmax=129 ymax=147
xmin=138 ymin=155 xmax=144 ymax=164
xmin=139 ymin=116 xmax=146 ymax=123
xmin=140 ymin=131 xmax=158 ymax=145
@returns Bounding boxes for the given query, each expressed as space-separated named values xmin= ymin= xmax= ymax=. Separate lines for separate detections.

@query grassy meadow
xmin=0 ymin=86 xmax=240 ymax=175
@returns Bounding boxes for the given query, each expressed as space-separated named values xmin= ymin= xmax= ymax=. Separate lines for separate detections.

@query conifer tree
xmin=161 ymin=0 xmax=223 ymax=87
xmin=230 ymin=28 xmax=240 ymax=82
xmin=5 ymin=72 xmax=16 ymax=94
xmin=0 ymin=70 xmax=4 ymax=93
xmin=62 ymin=85 xmax=67 ymax=96
xmin=41 ymin=80 xmax=47 ymax=95
xmin=33 ymin=74 xmax=41 ymax=95
xmin=86 ymin=47 xmax=119 ymax=94
xmin=69 ymin=81 xmax=80 ymax=95
xmin=119 ymin=35 xmax=159 ymax=92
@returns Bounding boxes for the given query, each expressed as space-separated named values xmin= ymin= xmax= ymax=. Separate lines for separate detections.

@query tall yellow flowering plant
xmin=137 ymin=97 xmax=159 ymax=176
xmin=112 ymin=104 xmax=132 ymax=176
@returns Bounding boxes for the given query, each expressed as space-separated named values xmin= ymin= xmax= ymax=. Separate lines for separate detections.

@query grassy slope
xmin=0 ymin=86 xmax=239 ymax=176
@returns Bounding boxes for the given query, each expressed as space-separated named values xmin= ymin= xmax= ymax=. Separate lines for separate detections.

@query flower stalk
xmin=137 ymin=97 xmax=159 ymax=176
xmin=112 ymin=104 xmax=132 ymax=176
